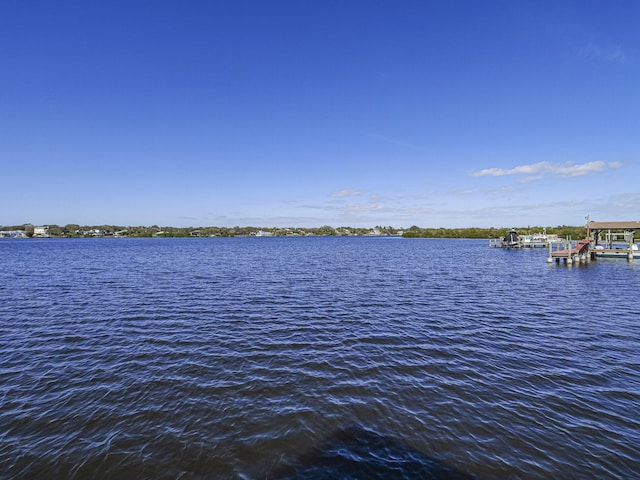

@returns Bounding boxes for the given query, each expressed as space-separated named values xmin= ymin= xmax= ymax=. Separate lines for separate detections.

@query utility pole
xmin=585 ymin=214 xmax=590 ymax=240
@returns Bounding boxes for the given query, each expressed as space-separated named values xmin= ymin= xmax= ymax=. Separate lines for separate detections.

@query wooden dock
xmin=548 ymin=238 xmax=592 ymax=264
xmin=489 ymin=232 xmax=560 ymax=249
xmin=489 ymin=219 xmax=638 ymax=264
xmin=588 ymin=221 xmax=639 ymax=260
xmin=548 ymin=220 xmax=639 ymax=264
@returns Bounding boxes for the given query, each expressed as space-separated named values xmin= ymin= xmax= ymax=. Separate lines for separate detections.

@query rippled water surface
xmin=1 ymin=237 xmax=638 ymax=479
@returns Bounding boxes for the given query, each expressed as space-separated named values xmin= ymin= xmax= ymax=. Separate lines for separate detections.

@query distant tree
xmin=316 ymin=225 xmax=336 ymax=236
xmin=64 ymin=224 xmax=81 ymax=236
xmin=47 ymin=225 xmax=63 ymax=237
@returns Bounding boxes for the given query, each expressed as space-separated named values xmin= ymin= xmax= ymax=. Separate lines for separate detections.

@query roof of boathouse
xmin=588 ymin=221 xmax=640 ymax=231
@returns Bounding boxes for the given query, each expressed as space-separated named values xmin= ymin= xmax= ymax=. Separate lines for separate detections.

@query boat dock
xmin=547 ymin=220 xmax=640 ymax=264
xmin=548 ymin=238 xmax=592 ymax=264
xmin=489 ymin=230 xmax=560 ymax=249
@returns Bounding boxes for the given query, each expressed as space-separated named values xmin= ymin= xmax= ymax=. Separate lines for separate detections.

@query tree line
xmin=2 ymin=223 xmax=587 ymax=239
xmin=401 ymin=225 xmax=587 ymax=239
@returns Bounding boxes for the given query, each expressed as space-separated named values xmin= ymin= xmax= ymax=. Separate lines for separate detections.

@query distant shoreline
xmin=2 ymin=224 xmax=587 ymax=240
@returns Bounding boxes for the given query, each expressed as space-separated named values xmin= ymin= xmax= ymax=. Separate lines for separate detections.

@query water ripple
xmin=1 ymin=237 xmax=638 ymax=478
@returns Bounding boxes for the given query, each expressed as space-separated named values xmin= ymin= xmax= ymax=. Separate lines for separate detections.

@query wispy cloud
xmin=339 ymin=203 xmax=385 ymax=213
xmin=331 ymin=189 xmax=364 ymax=198
xmin=606 ymin=193 xmax=640 ymax=211
xmin=579 ymin=41 xmax=628 ymax=65
xmin=471 ymin=161 xmax=622 ymax=180
xmin=449 ymin=189 xmax=474 ymax=196
xmin=486 ymin=185 xmax=519 ymax=195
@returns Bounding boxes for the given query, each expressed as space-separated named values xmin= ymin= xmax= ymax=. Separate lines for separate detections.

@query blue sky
xmin=2 ymin=0 xmax=638 ymax=228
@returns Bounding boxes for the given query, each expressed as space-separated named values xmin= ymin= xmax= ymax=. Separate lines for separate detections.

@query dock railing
xmin=489 ymin=238 xmax=503 ymax=248
xmin=547 ymin=236 xmax=593 ymax=264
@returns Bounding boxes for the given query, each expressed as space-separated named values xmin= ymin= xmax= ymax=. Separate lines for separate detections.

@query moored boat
xmin=503 ymin=229 xmax=519 ymax=248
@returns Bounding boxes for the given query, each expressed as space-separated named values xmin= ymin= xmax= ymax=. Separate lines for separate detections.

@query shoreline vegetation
xmin=1 ymin=224 xmax=588 ymax=239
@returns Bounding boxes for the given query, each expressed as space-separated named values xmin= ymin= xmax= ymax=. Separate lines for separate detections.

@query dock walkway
xmin=547 ymin=238 xmax=592 ymax=264
xmin=549 ymin=239 xmax=591 ymax=258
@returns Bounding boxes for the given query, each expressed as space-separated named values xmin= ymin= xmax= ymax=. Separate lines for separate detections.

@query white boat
xmin=520 ymin=232 xmax=561 ymax=247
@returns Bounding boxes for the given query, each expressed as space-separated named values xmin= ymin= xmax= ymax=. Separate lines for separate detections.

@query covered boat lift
xmin=548 ymin=219 xmax=639 ymax=264
xmin=588 ymin=221 xmax=640 ymax=260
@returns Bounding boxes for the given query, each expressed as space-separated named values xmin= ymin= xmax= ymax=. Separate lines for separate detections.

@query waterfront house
xmin=33 ymin=226 xmax=49 ymax=237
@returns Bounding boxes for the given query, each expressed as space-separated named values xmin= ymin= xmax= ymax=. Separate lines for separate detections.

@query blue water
xmin=1 ymin=237 xmax=638 ymax=479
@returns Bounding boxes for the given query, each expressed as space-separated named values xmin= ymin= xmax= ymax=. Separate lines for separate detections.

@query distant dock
xmin=489 ymin=221 xmax=639 ymax=264
xmin=547 ymin=221 xmax=640 ymax=264
xmin=489 ymin=230 xmax=560 ymax=249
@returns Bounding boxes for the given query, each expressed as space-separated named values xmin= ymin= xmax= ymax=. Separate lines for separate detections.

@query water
xmin=1 ymin=237 xmax=638 ymax=479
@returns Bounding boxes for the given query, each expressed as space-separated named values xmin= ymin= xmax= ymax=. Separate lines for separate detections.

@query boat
xmin=520 ymin=231 xmax=561 ymax=248
xmin=590 ymin=225 xmax=640 ymax=259
xmin=503 ymin=229 xmax=520 ymax=248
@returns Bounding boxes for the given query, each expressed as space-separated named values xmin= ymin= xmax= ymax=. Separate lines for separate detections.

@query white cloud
xmin=606 ymin=193 xmax=640 ymax=211
xmin=331 ymin=189 xmax=364 ymax=198
xmin=340 ymin=203 xmax=385 ymax=213
xmin=486 ymin=185 xmax=519 ymax=194
xmin=471 ymin=161 xmax=622 ymax=179
xmin=518 ymin=175 xmax=544 ymax=184
xmin=323 ymin=200 xmax=385 ymax=213
xmin=449 ymin=189 xmax=474 ymax=195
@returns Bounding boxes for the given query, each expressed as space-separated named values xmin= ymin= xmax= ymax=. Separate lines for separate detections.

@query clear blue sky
xmin=2 ymin=0 xmax=638 ymax=228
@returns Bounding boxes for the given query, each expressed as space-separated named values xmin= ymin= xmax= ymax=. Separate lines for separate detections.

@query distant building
xmin=0 ymin=230 xmax=27 ymax=238
xmin=88 ymin=229 xmax=104 ymax=237
xmin=33 ymin=226 xmax=49 ymax=237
